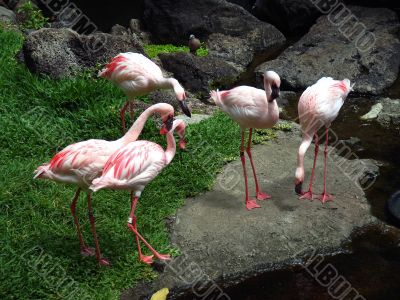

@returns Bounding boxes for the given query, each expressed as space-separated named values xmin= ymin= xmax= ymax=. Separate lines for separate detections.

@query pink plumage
xmin=90 ymin=120 xmax=186 ymax=265
xmin=99 ymin=52 xmax=191 ymax=132
xmin=209 ymin=70 xmax=281 ymax=210
xmin=34 ymin=103 xmax=175 ymax=266
xmin=295 ymin=77 xmax=353 ymax=203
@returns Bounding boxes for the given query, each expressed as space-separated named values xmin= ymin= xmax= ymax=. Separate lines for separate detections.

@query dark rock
xmin=256 ymin=6 xmax=400 ymax=95
xmin=252 ymin=0 xmax=321 ymax=35
xmin=128 ymin=18 xmax=151 ymax=45
xmin=376 ymin=98 xmax=400 ymax=129
xmin=143 ymin=0 xmax=285 ymax=50
xmin=0 ymin=0 xmax=8 ymax=8
xmin=226 ymin=0 xmax=255 ymax=11
xmin=0 ymin=5 xmax=15 ymax=23
xmin=158 ymin=52 xmax=240 ymax=97
xmin=110 ymin=24 xmax=129 ymax=36
xmin=207 ymin=33 xmax=254 ymax=72
xmin=22 ymin=28 xmax=143 ymax=78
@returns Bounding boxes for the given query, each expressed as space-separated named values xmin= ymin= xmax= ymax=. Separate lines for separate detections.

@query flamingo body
xmin=34 ymin=103 xmax=175 ymax=265
xmin=295 ymin=77 xmax=353 ymax=202
xmin=90 ymin=120 xmax=186 ymax=265
xmin=99 ymin=52 xmax=191 ymax=132
xmin=210 ymin=71 xmax=281 ymax=210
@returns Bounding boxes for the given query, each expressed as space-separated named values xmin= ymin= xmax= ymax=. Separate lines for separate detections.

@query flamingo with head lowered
xmin=90 ymin=119 xmax=186 ymax=265
xmin=99 ymin=52 xmax=191 ymax=132
xmin=295 ymin=77 xmax=353 ymax=203
xmin=209 ymin=71 xmax=281 ymax=210
xmin=34 ymin=103 xmax=175 ymax=266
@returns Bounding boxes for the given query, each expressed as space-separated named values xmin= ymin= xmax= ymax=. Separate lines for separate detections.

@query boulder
xmin=0 ymin=5 xmax=15 ymax=23
xmin=206 ymin=33 xmax=254 ymax=72
xmin=142 ymin=0 xmax=285 ymax=50
xmin=256 ymin=7 xmax=400 ymax=95
xmin=252 ymin=0 xmax=321 ymax=35
xmin=22 ymin=28 xmax=143 ymax=78
xmin=158 ymin=52 xmax=240 ymax=97
xmin=376 ymin=98 xmax=400 ymax=129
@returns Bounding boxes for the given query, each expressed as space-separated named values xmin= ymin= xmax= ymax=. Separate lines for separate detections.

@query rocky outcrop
xmin=0 ymin=5 xmax=15 ymax=23
xmin=158 ymin=52 xmax=240 ymax=97
xmin=22 ymin=28 xmax=143 ymax=78
xmin=256 ymin=6 xmax=400 ymax=95
xmin=143 ymin=0 xmax=285 ymax=50
xmin=252 ymin=0 xmax=320 ymax=35
xmin=361 ymin=98 xmax=400 ymax=129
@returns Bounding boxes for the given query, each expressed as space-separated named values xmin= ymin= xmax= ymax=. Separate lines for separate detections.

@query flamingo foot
xmin=80 ymin=247 xmax=95 ymax=257
xmin=317 ymin=193 xmax=334 ymax=203
xmin=299 ymin=191 xmax=314 ymax=201
xmin=139 ymin=254 xmax=154 ymax=265
xmin=155 ymin=253 xmax=171 ymax=261
xmin=256 ymin=191 xmax=271 ymax=201
xmin=246 ymin=199 xmax=261 ymax=210
xmin=98 ymin=257 xmax=111 ymax=266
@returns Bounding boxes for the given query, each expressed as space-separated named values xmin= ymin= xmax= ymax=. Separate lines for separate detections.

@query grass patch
xmin=144 ymin=43 xmax=208 ymax=58
xmin=16 ymin=1 xmax=48 ymax=30
xmin=0 ymin=26 xmax=286 ymax=299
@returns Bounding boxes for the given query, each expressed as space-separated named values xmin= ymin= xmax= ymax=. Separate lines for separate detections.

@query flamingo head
xmin=160 ymin=113 xmax=174 ymax=135
xmin=173 ymin=119 xmax=187 ymax=150
xmin=172 ymin=81 xmax=191 ymax=118
xmin=189 ymin=34 xmax=195 ymax=40
xmin=264 ymin=70 xmax=281 ymax=102
xmin=294 ymin=167 xmax=304 ymax=195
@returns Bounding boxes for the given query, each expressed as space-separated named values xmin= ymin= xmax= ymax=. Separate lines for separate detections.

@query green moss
xmin=16 ymin=1 xmax=48 ymax=30
xmin=144 ymin=43 xmax=208 ymax=58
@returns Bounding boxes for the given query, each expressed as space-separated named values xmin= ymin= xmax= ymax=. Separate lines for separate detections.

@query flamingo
xmin=99 ymin=52 xmax=191 ymax=132
xmin=209 ymin=71 xmax=281 ymax=210
xmin=295 ymin=77 xmax=354 ymax=203
xmin=90 ymin=119 xmax=186 ymax=265
xmin=34 ymin=103 xmax=175 ymax=266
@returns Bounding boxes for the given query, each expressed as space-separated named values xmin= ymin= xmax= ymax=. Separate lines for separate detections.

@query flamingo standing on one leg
xmin=90 ymin=120 xmax=186 ymax=265
xmin=99 ymin=52 xmax=192 ymax=132
xmin=34 ymin=103 xmax=175 ymax=265
xmin=294 ymin=77 xmax=354 ymax=203
xmin=209 ymin=71 xmax=281 ymax=210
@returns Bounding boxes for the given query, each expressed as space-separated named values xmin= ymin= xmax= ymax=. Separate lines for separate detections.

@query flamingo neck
xmin=164 ymin=131 xmax=177 ymax=165
xmin=159 ymin=78 xmax=182 ymax=97
xmin=119 ymin=105 xmax=159 ymax=145
xmin=264 ymin=79 xmax=272 ymax=102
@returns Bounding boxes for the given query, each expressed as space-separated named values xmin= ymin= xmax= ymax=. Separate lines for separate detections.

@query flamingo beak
xmin=270 ymin=85 xmax=280 ymax=102
xmin=179 ymin=100 xmax=191 ymax=117
xmin=295 ymin=182 xmax=303 ymax=195
xmin=160 ymin=115 xmax=174 ymax=135
xmin=350 ymin=83 xmax=355 ymax=91
xmin=179 ymin=139 xmax=187 ymax=150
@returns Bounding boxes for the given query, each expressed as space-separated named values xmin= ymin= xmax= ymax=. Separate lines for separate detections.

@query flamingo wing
xmin=35 ymin=139 xmax=119 ymax=186
xmin=99 ymin=52 xmax=163 ymax=84
xmin=95 ymin=141 xmax=165 ymax=190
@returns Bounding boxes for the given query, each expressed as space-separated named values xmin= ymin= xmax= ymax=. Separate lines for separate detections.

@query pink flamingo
xmin=295 ymin=77 xmax=354 ymax=203
xmin=34 ymin=103 xmax=175 ymax=266
xmin=209 ymin=71 xmax=281 ymax=210
xmin=99 ymin=52 xmax=191 ymax=132
xmin=90 ymin=120 xmax=186 ymax=265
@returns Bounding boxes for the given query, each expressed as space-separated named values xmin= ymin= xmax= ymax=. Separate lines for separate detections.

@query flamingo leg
xmin=128 ymin=193 xmax=154 ymax=265
xmin=240 ymin=130 xmax=260 ymax=210
xmin=87 ymin=193 xmax=110 ymax=266
xmin=317 ymin=128 xmax=334 ymax=203
xmin=129 ymin=101 xmax=135 ymax=122
xmin=246 ymin=128 xmax=271 ymax=201
xmin=127 ymin=195 xmax=170 ymax=264
xmin=120 ymin=101 xmax=130 ymax=133
xmin=70 ymin=188 xmax=95 ymax=257
xmin=300 ymin=134 xmax=319 ymax=200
